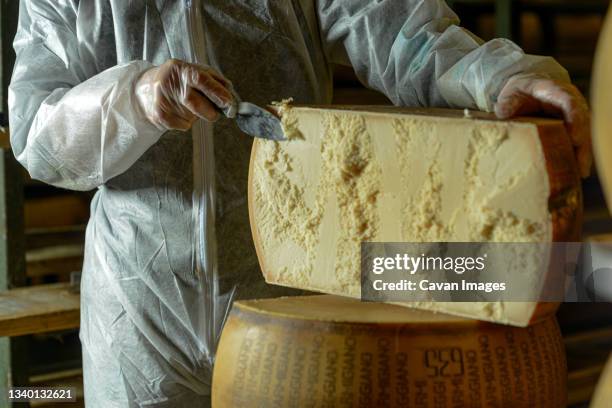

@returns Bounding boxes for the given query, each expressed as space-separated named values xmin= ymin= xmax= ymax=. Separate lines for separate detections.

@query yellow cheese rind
xmin=212 ymin=295 xmax=567 ymax=408
xmin=591 ymin=354 xmax=612 ymax=408
xmin=249 ymin=106 xmax=570 ymax=326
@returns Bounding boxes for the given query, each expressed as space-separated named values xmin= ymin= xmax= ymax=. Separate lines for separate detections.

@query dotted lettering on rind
xmin=214 ymin=308 xmax=566 ymax=407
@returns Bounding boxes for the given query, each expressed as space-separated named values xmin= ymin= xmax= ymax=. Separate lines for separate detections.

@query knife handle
xmin=193 ymin=86 xmax=241 ymax=119
xmin=221 ymin=86 xmax=242 ymax=119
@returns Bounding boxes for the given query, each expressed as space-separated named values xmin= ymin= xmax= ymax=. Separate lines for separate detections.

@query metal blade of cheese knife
xmin=234 ymin=102 xmax=286 ymax=141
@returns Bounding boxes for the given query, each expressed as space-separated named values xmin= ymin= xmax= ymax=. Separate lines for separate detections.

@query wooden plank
xmin=0 ymin=129 xmax=9 ymax=150
xmin=25 ymin=195 xmax=90 ymax=230
xmin=27 ymin=259 xmax=83 ymax=280
xmin=565 ymin=326 xmax=612 ymax=405
xmin=0 ymin=283 xmax=80 ymax=337
xmin=25 ymin=226 xmax=86 ymax=251
xmin=568 ymin=365 xmax=606 ymax=406
xmin=26 ymin=245 xmax=83 ymax=279
xmin=29 ymin=369 xmax=84 ymax=408
xmin=26 ymin=245 xmax=83 ymax=263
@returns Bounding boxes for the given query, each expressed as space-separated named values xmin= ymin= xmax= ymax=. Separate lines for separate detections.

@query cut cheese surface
xmin=235 ymin=293 xmax=469 ymax=323
xmin=212 ymin=295 xmax=567 ymax=408
xmin=249 ymin=106 xmax=582 ymax=326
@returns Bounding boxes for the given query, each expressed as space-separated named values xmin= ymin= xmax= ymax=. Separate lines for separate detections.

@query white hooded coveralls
xmin=9 ymin=0 xmax=568 ymax=406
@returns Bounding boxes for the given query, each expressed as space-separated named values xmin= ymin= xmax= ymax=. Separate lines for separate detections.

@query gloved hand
xmin=135 ymin=59 xmax=236 ymax=131
xmin=494 ymin=74 xmax=592 ymax=178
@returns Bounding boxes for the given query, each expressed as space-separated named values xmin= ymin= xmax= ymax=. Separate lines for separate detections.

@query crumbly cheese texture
xmin=251 ymin=106 xmax=554 ymax=326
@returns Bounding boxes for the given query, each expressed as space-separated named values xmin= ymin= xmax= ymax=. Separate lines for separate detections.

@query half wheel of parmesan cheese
xmin=248 ymin=105 xmax=582 ymax=327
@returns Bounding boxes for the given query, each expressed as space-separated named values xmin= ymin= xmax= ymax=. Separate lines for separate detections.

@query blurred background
xmin=0 ymin=1 xmax=611 ymax=407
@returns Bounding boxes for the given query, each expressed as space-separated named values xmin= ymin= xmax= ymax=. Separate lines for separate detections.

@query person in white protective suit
xmin=8 ymin=0 xmax=591 ymax=406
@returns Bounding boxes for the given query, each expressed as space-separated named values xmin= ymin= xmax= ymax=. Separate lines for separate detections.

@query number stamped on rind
xmin=8 ymin=387 xmax=76 ymax=402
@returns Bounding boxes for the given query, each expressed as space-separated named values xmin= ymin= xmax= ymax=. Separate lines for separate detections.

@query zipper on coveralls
xmin=185 ymin=0 xmax=219 ymax=364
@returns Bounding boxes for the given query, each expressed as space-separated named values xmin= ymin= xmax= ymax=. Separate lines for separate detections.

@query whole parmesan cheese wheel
xmin=212 ymin=295 xmax=567 ymax=408
xmin=593 ymin=8 xmax=612 ymax=211
xmin=248 ymin=106 xmax=582 ymax=326
xmin=591 ymin=354 xmax=612 ymax=408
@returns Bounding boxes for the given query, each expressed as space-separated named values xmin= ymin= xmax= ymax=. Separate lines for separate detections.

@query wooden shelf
xmin=26 ymin=226 xmax=86 ymax=250
xmin=26 ymin=244 xmax=83 ymax=279
xmin=30 ymin=368 xmax=84 ymax=407
xmin=0 ymin=283 xmax=79 ymax=337
xmin=566 ymin=327 xmax=612 ymax=406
